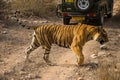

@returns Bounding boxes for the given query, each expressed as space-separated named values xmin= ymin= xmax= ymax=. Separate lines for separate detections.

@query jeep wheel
xmin=63 ymin=17 xmax=70 ymax=25
xmin=107 ymin=13 xmax=113 ymax=18
xmin=97 ymin=14 xmax=104 ymax=26
xmin=74 ymin=0 xmax=93 ymax=13
xmin=107 ymin=2 xmax=113 ymax=18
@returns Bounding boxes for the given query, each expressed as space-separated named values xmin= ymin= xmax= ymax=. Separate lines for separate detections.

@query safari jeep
xmin=56 ymin=0 xmax=114 ymax=25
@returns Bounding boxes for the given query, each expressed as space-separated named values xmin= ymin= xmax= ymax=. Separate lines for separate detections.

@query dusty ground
xmin=0 ymin=0 xmax=120 ymax=80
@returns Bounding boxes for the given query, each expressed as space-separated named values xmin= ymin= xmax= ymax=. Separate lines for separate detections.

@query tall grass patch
xmin=97 ymin=52 xmax=120 ymax=80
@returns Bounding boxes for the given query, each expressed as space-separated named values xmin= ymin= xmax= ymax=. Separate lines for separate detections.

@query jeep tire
xmin=63 ymin=16 xmax=71 ymax=25
xmin=107 ymin=13 xmax=112 ymax=18
xmin=107 ymin=4 xmax=113 ymax=18
xmin=74 ymin=0 xmax=93 ymax=13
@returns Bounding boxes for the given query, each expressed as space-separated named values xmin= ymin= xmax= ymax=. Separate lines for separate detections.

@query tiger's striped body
xmin=25 ymin=23 xmax=108 ymax=65
xmin=35 ymin=24 xmax=74 ymax=48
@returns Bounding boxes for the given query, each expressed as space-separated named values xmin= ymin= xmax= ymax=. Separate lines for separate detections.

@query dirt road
xmin=0 ymin=0 xmax=120 ymax=80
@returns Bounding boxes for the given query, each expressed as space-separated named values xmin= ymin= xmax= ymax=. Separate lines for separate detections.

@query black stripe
xmin=40 ymin=25 xmax=45 ymax=45
xmin=42 ymin=25 xmax=51 ymax=48
xmin=33 ymin=34 xmax=40 ymax=47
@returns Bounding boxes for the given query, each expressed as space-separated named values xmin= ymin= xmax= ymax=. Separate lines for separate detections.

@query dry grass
xmin=98 ymin=63 xmax=120 ymax=80
xmin=10 ymin=0 xmax=56 ymax=17
xmin=97 ymin=52 xmax=120 ymax=80
xmin=0 ymin=0 xmax=7 ymax=10
xmin=0 ymin=0 xmax=11 ymax=20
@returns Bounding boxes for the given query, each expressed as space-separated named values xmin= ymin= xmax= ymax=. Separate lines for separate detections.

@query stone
xmin=2 ymin=31 xmax=7 ymax=34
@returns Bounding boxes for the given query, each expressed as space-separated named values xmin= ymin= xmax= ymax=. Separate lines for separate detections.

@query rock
xmin=75 ymin=72 xmax=79 ymax=75
xmin=25 ymin=74 xmax=33 ymax=79
xmin=98 ymin=51 xmax=106 ymax=56
xmin=2 ymin=31 xmax=7 ymax=34
xmin=86 ymin=67 xmax=91 ymax=71
xmin=90 ymin=54 xmax=98 ymax=59
xmin=100 ymin=44 xmax=108 ymax=50
xmin=19 ymin=71 xmax=27 ymax=75
xmin=0 ymin=61 xmax=5 ymax=65
xmin=118 ymin=34 xmax=120 ymax=37
xmin=77 ymin=77 xmax=84 ymax=80
xmin=4 ymin=70 xmax=14 ymax=75
xmin=25 ymin=73 xmax=41 ymax=79
xmin=10 ymin=78 xmax=14 ymax=80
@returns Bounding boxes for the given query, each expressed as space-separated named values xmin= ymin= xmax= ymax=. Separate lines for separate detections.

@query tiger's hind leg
xmin=43 ymin=47 xmax=53 ymax=65
xmin=25 ymin=45 xmax=39 ymax=62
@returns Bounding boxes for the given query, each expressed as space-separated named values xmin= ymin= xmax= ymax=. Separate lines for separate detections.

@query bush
xmin=10 ymin=0 xmax=56 ymax=17
xmin=0 ymin=0 xmax=10 ymax=20
xmin=0 ymin=0 xmax=7 ymax=10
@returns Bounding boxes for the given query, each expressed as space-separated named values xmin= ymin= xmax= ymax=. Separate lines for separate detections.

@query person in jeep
xmin=56 ymin=0 xmax=114 ymax=25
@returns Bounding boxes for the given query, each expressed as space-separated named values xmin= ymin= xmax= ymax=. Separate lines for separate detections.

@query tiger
xmin=25 ymin=23 xmax=108 ymax=66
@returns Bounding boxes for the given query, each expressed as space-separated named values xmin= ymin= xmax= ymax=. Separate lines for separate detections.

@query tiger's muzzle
xmin=99 ymin=39 xmax=105 ymax=45
xmin=98 ymin=38 xmax=107 ymax=45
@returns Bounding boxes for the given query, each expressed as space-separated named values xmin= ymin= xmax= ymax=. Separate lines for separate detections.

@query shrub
xmin=0 ymin=0 xmax=7 ymax=10
xmin=0 ymin=0 xmax=10 ymax=20
xmin=10 ymin=0 xmax=56 ymax=17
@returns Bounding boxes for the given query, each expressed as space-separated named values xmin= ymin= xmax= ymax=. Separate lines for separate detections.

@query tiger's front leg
xmin=71 ymin=43 xmax=84 ymax=66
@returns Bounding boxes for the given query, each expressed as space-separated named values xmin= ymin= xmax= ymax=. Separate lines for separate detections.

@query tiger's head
xmin=93 ymin=27 xmax=108 ymax=45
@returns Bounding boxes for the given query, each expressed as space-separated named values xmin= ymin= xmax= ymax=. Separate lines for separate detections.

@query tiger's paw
xmin=77 ymin=63 xmax=84 ymax=66
xmin=77 ymin=58 xmax=84 ymax=66
xmin=77 ymin=60 xmax=84 ymax=66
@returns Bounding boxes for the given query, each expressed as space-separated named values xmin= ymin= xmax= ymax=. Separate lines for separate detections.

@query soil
xmin=0 ymin=0 xmax=120 ymax=80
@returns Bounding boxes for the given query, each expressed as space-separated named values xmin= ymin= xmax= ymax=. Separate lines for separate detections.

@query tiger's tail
xmin=12 ymin=10 xmax=48 ymax=29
